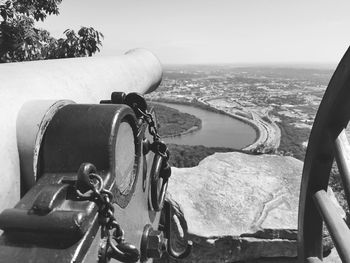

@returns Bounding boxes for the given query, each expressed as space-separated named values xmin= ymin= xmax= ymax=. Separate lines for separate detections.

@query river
xmin=156 ymin=102 xmax=257 ymax=149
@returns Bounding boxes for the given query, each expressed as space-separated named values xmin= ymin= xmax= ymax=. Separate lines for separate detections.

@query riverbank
xmin=154 ymin=101 xmax=256 ymax=149
xmin=149 ymin=103 xmax=202 ymax=137
xmin=163 ymin=125 xmax=200 ymax=138
xmin=147 ymin=97 xmax=280 ymax=153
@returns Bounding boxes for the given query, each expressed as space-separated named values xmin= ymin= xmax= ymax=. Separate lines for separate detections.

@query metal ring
xmin=150 ymin=155 xmax=167 ymax=211
xmin=101 ymin=188 xmax=114 ymax=201
xmin=75 ymin=189 xmax=96 ymax=200
xmin=76 ymin=173 xmax=104 ymax=199
xmin=108 ymin=235 xmax=140 ymax=263
xmin=89 ymin=173 xmax=104 ymax=193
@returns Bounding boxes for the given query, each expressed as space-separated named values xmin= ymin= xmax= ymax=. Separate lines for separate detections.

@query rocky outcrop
xmin=164 ymin=152 xmax=344 ymax=262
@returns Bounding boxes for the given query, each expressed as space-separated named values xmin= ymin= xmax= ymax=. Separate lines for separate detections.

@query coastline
xmin=148 ymin=97 xmax=281 ymax=153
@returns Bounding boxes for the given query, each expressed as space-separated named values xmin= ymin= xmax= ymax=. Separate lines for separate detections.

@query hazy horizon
xmin=38 ymin=0 xmax=350 ymax=65
xmin=161 ymin=62 xmax=336 ymax=68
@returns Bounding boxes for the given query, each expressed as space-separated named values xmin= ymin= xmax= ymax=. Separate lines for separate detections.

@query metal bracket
xmin=0 ymin=172 xmax=112 ymax=243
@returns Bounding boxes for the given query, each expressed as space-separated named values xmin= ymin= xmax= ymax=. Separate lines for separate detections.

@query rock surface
xmin=164 ymin=152 xmax=344 ymax=262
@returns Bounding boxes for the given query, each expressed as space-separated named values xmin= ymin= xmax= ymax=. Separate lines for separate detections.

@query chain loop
xmin=75 ymin=163 xmax=140 ymax=263
xmin=135 ymin=103 xmax=173 ymax=211
xmin=136 ymin=107 xmax=170 ymax=160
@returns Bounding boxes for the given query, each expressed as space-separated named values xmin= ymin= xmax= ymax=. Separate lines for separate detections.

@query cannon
xmin=0 ymin=49 xmax=191 ymax=262
xmin=1 ymin=46 xmax=350 ymax=263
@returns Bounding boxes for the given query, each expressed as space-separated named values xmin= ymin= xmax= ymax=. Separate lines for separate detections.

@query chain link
xmin=71 ymin=95 xmax=172 ymax=262
xmin=136 ymin=104 xmax=172 ymax=212
xmin=137 ymin=108 xmax=159 ymax=140
xmin=136 ymin=107 xmax=170 ymax=160
xmin=75 ymin=163 xmax=139 ymax=263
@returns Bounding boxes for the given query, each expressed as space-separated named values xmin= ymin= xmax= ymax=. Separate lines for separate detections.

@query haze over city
xmin=38 ymin=0 xmax=350 ymax=65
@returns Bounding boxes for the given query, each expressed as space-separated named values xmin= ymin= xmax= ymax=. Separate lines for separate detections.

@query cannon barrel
xmin=0 ymin=49 xmax=162 ymax=213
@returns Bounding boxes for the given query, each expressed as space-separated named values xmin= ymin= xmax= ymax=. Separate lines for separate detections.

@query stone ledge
xmin=163 ymin=152 xmax=344 ymax=262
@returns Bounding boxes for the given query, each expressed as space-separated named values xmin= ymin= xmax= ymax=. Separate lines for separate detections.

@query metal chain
xmin=136 ymin=107 xmax=169 ymax=160
xmin=137 ymin=108 xmax=160 ymax=141
xmin=75 ymin=163 xmax=139 ymax=263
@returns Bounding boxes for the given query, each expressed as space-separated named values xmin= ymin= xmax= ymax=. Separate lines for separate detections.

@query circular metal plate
xmin=114 ymin=121 xmax=137 ymax=199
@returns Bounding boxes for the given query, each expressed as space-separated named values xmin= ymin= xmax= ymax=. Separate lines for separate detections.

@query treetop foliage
xmin=0 ymin=0 xmax=103 ymax=62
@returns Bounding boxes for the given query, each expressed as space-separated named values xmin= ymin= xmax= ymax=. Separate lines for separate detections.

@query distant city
xmin=146 ymin=65 xmax=334 ymax=160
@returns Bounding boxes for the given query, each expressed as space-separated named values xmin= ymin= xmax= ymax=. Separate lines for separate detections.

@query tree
xmin=0 ymin=0 xmax=103 ymax=62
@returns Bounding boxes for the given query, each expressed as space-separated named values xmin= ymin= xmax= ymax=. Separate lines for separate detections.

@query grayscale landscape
xmin=1 ymin=0 xmax=349 ymax=262
xmin=148 ymin=65 xmax=334 ymax=160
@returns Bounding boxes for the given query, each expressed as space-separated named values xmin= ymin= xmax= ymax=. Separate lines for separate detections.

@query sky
xmin=37 ymin=0 xmax=350 ymax=65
